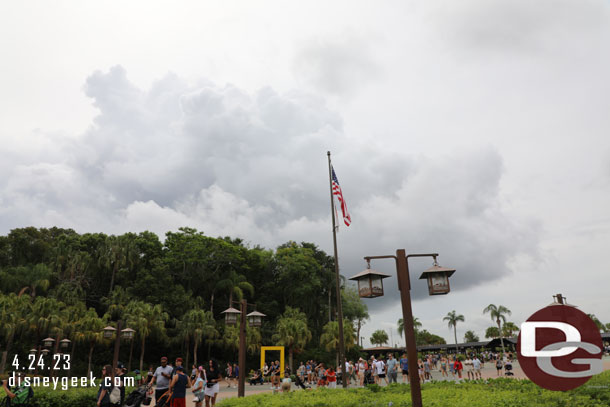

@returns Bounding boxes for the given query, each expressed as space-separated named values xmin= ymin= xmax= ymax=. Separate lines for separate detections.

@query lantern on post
xmin=418 ymin=260 xmax=455 ymax=295
xmin=348 ymin=262 xmax=390 ymax=298
xmin=121 ymin=328 xmax=135 ymax=340
xmin=103 ymin=326 xmax=117 ymax=339
xmin=41 ymin=349 xmax=50 ymax=356
xmin=246 ymin=311 xmax=265 ymax=327
xmin=42 ymin=337 xmax=55 ymax=348
xmin=221 ymin=307 xmax=241 ymax=326
xmin=29 ymin=348 xmax=37 ymax=354
xmin=59 ymin=339 xmax=71 ymax=349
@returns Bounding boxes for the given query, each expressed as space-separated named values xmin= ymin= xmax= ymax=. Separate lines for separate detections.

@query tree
xmin=272 ymin=307 xmax=312 ymax=371
xmin=17 ymin=264 xmax=51 ymax=298
xmin=320 ymin=320 xmax=356 ymax=367
xmin=74 ymin=307 xmax=105 ymax=377
xmin=0 ymin=294 xmax=30 ymax=374
xmin=216 ymin=269 xmax=254 ymax=307
xmin=341 ymin=288 xmax=369 ymax=343
xmin=483 ymin=304 xmax=511 ymax=356
xmin=178 ymin=308 xmax=217 ymax=368
xmin=397 ymin=317 xmax=422 ymax=337
xmin=464 ymin=330 xmax=479 ymax=343
xmin=125 ymin=301 xmax=168 ymax=372
xmin=370 ymin=330 xmax=389 ymax=346
xmin=485 ymin=326 xmax=500 ymax=339
xmin=502 ymin=322 xmax=519 ymax=338
xmin=98 ymin=235 xmax=137 ymax=295
xmin=443 ymin=310 xmax=465 ymax=352
xmin=415 ymin=330 xmax=446 ymax=346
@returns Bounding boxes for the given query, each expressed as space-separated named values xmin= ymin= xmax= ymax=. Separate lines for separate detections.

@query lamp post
xmin=102 ymin=322 xmax=136 ymax=374
xmin=350 ymin=250 xmax=455 ymax=407
xmin=222 ymin=301 xmax=265 ymax=398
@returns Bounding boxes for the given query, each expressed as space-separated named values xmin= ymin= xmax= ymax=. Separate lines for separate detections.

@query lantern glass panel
xmin=41 ymin=349 xmax=49 ymax=355
xmin=248 ymin=315 xmax=261 ymax=327
xmin=103 ymin=328 xmax=115 ymax=339
xmin=43 ymin=338 xmax=55 ymax=348
xmin=121 ymin=330 xmax=134 ymax=339
xmin=357 ymin=277 xmax=372 ymax=298
xmin=60 ymin=340 xmax=70 ymax=349
xmin=428 ymin=273 xmax=450 ymax=295
xmin=371 ymin=275 xmax=384 ymax=297
xmin=225 ymin=313 xmax=238 ymax=325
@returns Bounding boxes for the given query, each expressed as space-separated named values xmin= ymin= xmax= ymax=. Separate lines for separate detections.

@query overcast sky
xmin=1 ymin=0 xmax=609 ymax=347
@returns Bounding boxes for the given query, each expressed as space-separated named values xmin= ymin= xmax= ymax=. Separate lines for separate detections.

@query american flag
xmin=331 ymin=166 xmax=351 ymax=227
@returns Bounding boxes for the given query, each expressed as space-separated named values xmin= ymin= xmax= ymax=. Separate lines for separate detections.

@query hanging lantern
xmin=247 ymin=311 xmax=266 ymax=327
xmin=42 ymin=337 xmax=55 ymax=348
xmin=59 ymin=339 xmax=71 ymax=349
xmin=103 ymin=326 xmax=117 ymax=339
xmin=348 ymin=264 xmax=391 ymax=298
xmin=221 ymin=307 xmax=241 ymax=326
xmin=418 ymin=260 xmax=455 ymax=295
xmin=121 ymin=328 xmax=135 ymax=340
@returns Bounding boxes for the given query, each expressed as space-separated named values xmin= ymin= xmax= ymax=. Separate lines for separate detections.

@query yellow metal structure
xmin=260 ymin=346 xmax=285 ymax=378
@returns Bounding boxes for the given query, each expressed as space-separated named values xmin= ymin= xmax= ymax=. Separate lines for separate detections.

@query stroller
xmin=294 ymin=375 xmax=311 ymax=390
xmin=504 ymin=362 xmax=514 ymax=376
xmin=364 ymin=369 xmax=375 ymax=385
xmin=125 ymin=385 xmax=149 ymax=407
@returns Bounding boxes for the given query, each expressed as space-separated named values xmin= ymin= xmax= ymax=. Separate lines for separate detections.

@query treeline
xmin=0 ymin=226 xmax=369 ymax=376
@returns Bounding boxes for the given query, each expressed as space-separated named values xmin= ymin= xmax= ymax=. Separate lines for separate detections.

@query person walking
xmin=96 ymin=365 xmax=114 ymax=407
xmin=326 ymin=366 xmax=337 ymax=389
xmin=472 ymin=356 xmax=482 ymax=380
xmin=440 ymin=356 xmax=448 ymax=378
xmin=224 ymin=363 xmax=233 ymax=388
xmin=169 ymin=365 xmax=192 ymax=407
xmin=204 ymin=360 xmax=222 ymax=407
xmin=375 ymin=357 xmax=387 ymax=385
xmin=454 ymin=358 xmax=463 ymax=380
xmin=151 ymin=356 xmax=173 ymax=403
xmin=386 ymin=354 xmax=398 ymax=384
xmin=192 ymin=369 xmax=206 ymax=407
xmin=399 ymin=354 xmax=408 ymax=383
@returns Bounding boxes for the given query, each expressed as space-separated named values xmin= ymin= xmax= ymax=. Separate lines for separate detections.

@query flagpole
xmin=327 ymin=151 xmax=347 ymax=388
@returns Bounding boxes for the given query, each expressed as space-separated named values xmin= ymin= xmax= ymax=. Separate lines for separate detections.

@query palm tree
xmin=98 ymin=235 xmax=136 ymax=295
xmin=216 ymin=270 xmax=254 ymax=307
xmin=272 ymin=307 xmax=312 ymax=371
xmin=587 ymin=314 xmax=605 ymax=332
xmin=370 ymin=329 xmax=389 ymax=346
xmin=397 ymin=317 xmax=422 ymax=340
xmin=17 ymin=264 xmax=51 ymax=298
xmin=502 ymin=322 xmax=519 ymax=338
xmin=125 ymin=301 xmax=168 ymax=372
xmin=320 ymin=320 xmax=356 ymax=367
xmin=177 ymin=309 xmax=218 ymax=368
xmin=443 ymin=310 xmax=465 ymax=352
xmin=74 ymin=307 xmax=105 ymax=377
xmin=0 ymin=294 xmax=30 ymax=374
xmin=483 ymin=304 xmax=511 ymax=356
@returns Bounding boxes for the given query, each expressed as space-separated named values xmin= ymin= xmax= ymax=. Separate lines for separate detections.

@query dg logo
xmin=517 ymin=305 xmax=603 ymax=391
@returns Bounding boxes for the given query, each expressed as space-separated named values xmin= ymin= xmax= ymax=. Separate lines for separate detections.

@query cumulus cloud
xmin=0 ymin=66 xmax=539 ymax=311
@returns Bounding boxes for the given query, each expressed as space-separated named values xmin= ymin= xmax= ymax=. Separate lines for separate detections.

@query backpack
xmin=109 ymin=386 xmax=121 ymax=404
xmin=5 ymin=385 xmax=33 ymax=406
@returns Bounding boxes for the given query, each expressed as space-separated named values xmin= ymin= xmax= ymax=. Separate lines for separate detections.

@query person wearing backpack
xmin=2 ymin=372 xmax=33 ymax=406
xmin=97 ymin=365 xmax=117 ymax=407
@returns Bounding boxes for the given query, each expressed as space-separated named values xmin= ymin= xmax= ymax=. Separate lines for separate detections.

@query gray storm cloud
xmin=0 ymin=66 xmax=539 ymax=311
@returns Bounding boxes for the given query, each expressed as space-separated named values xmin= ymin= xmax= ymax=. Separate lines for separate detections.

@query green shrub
xmin=218 ymin=371 xmax=610 ymax=407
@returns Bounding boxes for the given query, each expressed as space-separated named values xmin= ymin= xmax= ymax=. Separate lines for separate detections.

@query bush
xmin=218 ymin=371 xmax=610 ymax=407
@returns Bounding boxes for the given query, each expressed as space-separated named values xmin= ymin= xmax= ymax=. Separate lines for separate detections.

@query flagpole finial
xmin=327 ymin=151 xmax=331 ymax=156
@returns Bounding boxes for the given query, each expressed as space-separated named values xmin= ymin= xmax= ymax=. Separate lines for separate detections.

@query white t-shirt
xmin=472 ymin=359 xmax=481 ymax=370
xmin=375 ymin=360 xmax=385 ymax=375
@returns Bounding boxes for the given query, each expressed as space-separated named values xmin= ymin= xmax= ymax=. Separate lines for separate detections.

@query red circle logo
xmin=517 ymin=305 xmax=603 ymax=391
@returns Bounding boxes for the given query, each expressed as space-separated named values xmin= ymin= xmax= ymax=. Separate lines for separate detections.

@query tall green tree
xmin=320 ymin=319 xmax=356 ymax=367
xmin=216 ymin=270 xmax=254 ymax=308
xmin=341 ymin=288 xmax=369 ymax=343
xmin=0 ymin=294 xmax=30 ymax=374
xmin=370 ymin=330 xmax=389 ymax=346
xmin=443 ymin=310 xmax=465 ymax=352
xmin=177 ymin=308 xmax=218 ymax=368
xmin=485 ymin=326 xmax=500 ymax=339
xmin=464 ymin=330 xmax=479 ymax=342
xmin=74 ymin=307 xmax=105 ymax=377
xmin=483 ymin=304 xmax=511 ymax=356
xmin=98 ymin=235 xmax=137 ymax=295
xmin=272 ymin=307 xmax=312 ymax=371
xmin=125 ymin=301 xmax=168 ymax=372
xmin=502 ymin=322 xmax=519 ymax=338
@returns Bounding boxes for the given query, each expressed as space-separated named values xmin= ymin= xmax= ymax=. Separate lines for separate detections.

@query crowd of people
xmin=89 ymin=350 xmax=518 ymax=406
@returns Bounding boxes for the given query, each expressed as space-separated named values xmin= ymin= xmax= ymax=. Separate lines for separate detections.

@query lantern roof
xmin=121 ymin=328 xmax=135 ymax=333
xmin=221 ymin=307 xmax=241 ymax=314
xmin=59 ymin=338 xmax=71 ymax=343
xmin=418 ymin=264 xmax=455 ymax=280
xmin=246 ymin=311 xmax=266 ymax=317
xmin=103 ymin=326 xmax=117 ymax=331
xmin=348 ymin=268 xmax=391 ymax=281
xmin=42 ymin=337 xmax=55 ymax=342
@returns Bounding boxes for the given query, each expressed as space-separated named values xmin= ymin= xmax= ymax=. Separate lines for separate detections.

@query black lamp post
xmin=350 ymin=250 xmax=455 ymax=407
xmin=222 ymin=302 xmax=265 ymax=397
